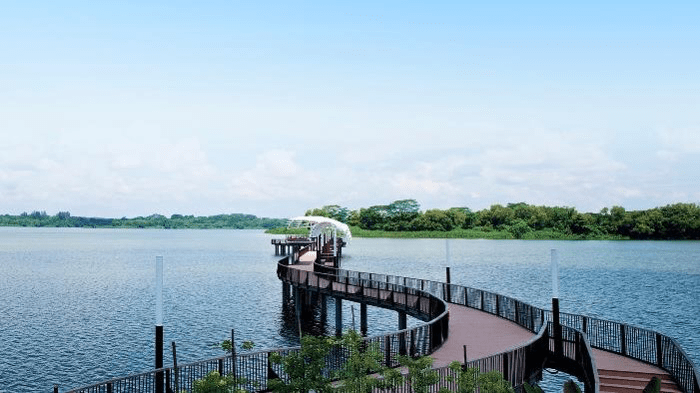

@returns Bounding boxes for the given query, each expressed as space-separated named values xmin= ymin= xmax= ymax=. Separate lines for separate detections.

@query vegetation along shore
xmin=270 ymin=200 xmax=700 ymax=240
xmin=3 ymin=199 xmax=699 ymax=240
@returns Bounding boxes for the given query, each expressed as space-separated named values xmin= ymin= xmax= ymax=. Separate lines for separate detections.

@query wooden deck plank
xmin=431 ymin=303 xmax=536 ymax=367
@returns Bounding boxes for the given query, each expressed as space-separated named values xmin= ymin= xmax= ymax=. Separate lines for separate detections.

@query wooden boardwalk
xmin=291 ymin=250 xmax=684 ymax=392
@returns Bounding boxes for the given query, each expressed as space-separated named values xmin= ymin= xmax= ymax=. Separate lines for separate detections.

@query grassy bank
xmin=266 ymin=226 xmax=628 ymax=240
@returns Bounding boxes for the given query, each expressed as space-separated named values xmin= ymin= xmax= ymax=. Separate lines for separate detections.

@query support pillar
xmin=335 ymin=297 xmax=343 ymax=336
xmin=294 ymin=287 xmax=303 ymax=322
xmin=360 ymin=303 xmax=368 ymax=336
xmin=398 ymin=311 xmax=407 ymax=355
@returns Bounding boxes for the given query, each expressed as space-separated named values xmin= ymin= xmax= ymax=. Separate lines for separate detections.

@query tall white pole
xmin=551 ymin=249 xmax=559 ymax=299
xmin=551 ymin=249 xmax=562 ymax=356
xmin=445 ymin=239 xmax=451 ymax=266
xmin=156 ymin=256 xmax=163 ymax=326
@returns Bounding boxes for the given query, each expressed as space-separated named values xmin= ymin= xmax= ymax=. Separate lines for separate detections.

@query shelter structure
xmin=288 ymin=216 xmax=352 ymax=240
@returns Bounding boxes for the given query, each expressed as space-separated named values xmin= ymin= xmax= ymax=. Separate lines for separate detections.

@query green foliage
xmin=563 ymin=379 xmax=582 ymax=393
xmin=643 ymin=376 xmax=661 ymax=393
xmin=443 ymin=361 xmax=514 ymax=393
xmin=333 ymin=330 xmax=388 ymax=393
xmin=523 ymin=382 xmax=544 ymax=393
xmin=0 ymin=212 xmax=287 ymax=230
xmin=305 ymin=205 xmax=351 ymax=223
xmin=508 ymin=219 xmax=532 ymax=239
xmin=478 ymin=371 xmax=514 ymax=393
xmin=268 ymin=335 xmax=335 ymax=393
xmin=214 ymin=339 xmax=255 ymax=354
xmin=395 ymin=355 xmax=440 ymax=393
xmin=191 ymin=371 xmax=247 ymax=393
xmin=447 ymin=361 xmax=477 ymax=393
xmin=296 ymin=200 xmax=700 ymax=240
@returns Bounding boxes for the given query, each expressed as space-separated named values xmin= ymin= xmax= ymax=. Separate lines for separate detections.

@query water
xmin=0 ymin=229 xmax=698 ymax=392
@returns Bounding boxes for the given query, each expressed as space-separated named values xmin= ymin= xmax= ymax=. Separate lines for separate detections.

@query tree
xmin=508 ymin=219 xmax=532 ymax=239
xmin=357 ymin=206 xmax=389 ymax=230
xmin=413 ymin=209 xmax=454 ymax=231
xmin=334 ymin=330 xmax=388 ymax=393
xmin=269 ymin=335 xmax=335 ymax=393
xmin=305 ymin=205 xmax=351 ymax=223
xmin=387 ymin=199 xmax=421 ymax=216
xmin=395 ymin=354 xmax=440 ymax=393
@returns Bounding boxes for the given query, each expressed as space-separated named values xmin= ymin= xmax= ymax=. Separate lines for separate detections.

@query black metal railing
xmin=550 ymin=311 xmax=699 ymax=393
xmin=278 ymin=254 xmax=450 ymax=350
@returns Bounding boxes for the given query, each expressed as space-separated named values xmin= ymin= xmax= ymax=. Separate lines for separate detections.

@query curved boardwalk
xmin=294 ymin=249 xmax=684 ymax=393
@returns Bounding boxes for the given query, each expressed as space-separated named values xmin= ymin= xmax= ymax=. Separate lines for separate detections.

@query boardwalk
xmin=293 ymin=249 xmax=684 ymax=393
xmin=298 ymin=250 xmax=536 ymax=367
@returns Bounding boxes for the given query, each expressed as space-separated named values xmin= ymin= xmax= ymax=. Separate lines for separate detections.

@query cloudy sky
xmin=1 ymin=1 xmax=698 ymax=218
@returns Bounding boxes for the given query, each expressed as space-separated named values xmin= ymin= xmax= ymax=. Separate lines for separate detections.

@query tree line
xmin=0 ymin=211 xmax=288 ymax=229
xmin=305 ymin=199 xmax=700 ymax=240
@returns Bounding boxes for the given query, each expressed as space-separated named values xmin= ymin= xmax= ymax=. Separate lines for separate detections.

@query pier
xmin=63 ymin=218 xmax=699 ymax=393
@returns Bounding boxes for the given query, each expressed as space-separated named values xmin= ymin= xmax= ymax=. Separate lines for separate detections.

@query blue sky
xmin=1 ymin=1 xmax=698 ymax=218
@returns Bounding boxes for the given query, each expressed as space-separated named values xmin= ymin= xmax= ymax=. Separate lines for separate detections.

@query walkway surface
xmin=295 ymin=250 xmax=536 ymax=368
xmin=291 ymin=251 xmax=684 ymax=392
xmin=594 ymin=349 xmax=682 ymax=393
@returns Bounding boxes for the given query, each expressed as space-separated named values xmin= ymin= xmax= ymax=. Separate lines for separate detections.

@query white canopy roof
xmin=289 ymin=216 xmax=352 ymax=240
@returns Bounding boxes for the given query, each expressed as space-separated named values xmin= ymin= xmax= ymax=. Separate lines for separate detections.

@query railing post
xmin=495 ymin=295 xmax=500 ymax=316
xmin=410 ymin=330 xmax=416 ymax=357
xmin=399 ymin=312 xmax=407 ymax=355
xmin=553 ymin=297 xmax=563 ymax=357
xmin=620 ymin=324 xmax=627 ymax=356
xmin=445 ymin=267 xmax=451 ymax=303
xmin=656 ymin=333 xmax=663 ymax=367
xmin=480 ymin=291 xmax=485 ymax=311
xmin=503 ymin=353 xmax=509 ymax=383
xmin=107 ymin=382 xmax=113 ymax=393
xmin=384 ymin=338 xmax=391 ymax=366
xmin=172 ymin=341 xmax=179 ymax=393
xmin=360 ymin=303 xmax=368 ymax=336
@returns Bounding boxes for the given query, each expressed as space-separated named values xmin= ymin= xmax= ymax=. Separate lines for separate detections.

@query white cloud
xmin=228 ymin=150 xmax=320 ymax=201
xmin=658 ymin=127 xmax=700 ymax=154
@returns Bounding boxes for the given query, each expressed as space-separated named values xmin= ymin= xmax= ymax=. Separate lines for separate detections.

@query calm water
xmin=0 ymin=228 xmax=698 ymax=392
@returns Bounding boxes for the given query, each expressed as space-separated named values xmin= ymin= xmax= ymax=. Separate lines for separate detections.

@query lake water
xmin=0 ymin=228 xmax=698 ymax=392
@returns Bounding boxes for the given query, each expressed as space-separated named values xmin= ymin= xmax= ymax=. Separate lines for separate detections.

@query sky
xmin=1 ymin=1 xmax=698 ymax=219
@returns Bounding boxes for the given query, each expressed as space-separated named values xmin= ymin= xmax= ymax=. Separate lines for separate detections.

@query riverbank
xmin=266 ymin=226 xmax=629 ymax=240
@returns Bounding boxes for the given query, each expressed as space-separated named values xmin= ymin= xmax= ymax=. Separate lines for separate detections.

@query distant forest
xmin=0 ymin=211 xmax=288 ymax=229
xmin=302 ymin=200 xmax=700 ymax=240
